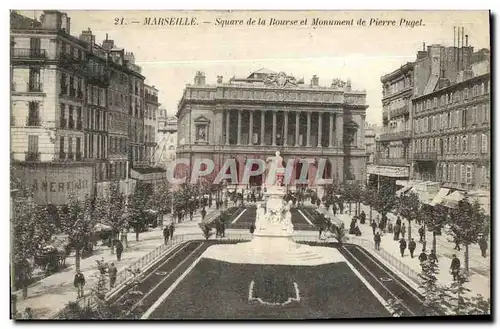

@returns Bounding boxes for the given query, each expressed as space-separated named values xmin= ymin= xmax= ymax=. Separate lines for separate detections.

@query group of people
xmin=162 ymin=223 xmax=176 ymax=244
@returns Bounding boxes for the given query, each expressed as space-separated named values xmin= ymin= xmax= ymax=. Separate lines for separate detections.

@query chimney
xmin=79 ymin=28 xmax=95 ymax=49
xmin=465 ymin=34 xmax=469 ymax=47
xmin=194 ymin=71 xmax=206 ymax=85
xmin=346 ymin=78 xmax=352 ymax=91
xmin=311 ymin=75 xmax=319 ymax=86
xmin=423 ymin=42 xmax=426 ymax=51
xmin=102 ymin=38 xmax=115 ymax=50
xmin=217 ymin=75 xmax=223 ymax=84
xmin=124 ymin=52 xmax=135 ymax=63
xmin=40 ymin=10 xmax=62 ymax=30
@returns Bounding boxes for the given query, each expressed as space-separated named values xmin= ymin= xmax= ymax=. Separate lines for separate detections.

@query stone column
xmin=329 ymin=112 xmax=334 ymax=147
xmin=272 ymin=110 xmax=277 ymax=146
xmin=237 ymin=109 xmax=242 ymax=145
xmin=306 ymin=112 xmax=311 ymax=147
xmin=295 ymin=112 xmax=300 ymax=147
xmin=335 ymin=112 xmax=343 ymax=147
xmin=283 ymin=111 xmax=289 ymax=146
xmin=317 ymin=112 xmax=323 ymax=147
xmin=225 ymin=110 xmax=230 ymax=145
xmin=248 ymin=110 xmax=254 ymax=145
xmin=260 ymin=110 xmax=265 ymax=146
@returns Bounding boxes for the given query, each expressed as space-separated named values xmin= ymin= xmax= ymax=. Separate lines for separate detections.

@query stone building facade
xmin=176 ymin=69 xmax=368 ymax=191
xmin=144 ymin=84 xmax=159 ymax=165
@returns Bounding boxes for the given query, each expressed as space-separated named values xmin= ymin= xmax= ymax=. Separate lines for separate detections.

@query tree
xmin=128 ymin=181 xmax=154 ymax=241
xmin=467 ymin=294 xmax=491 ymax=315
xmin=418 ymin=260 xmax=449 ymax=316
xmin=362 ymin=187 xmax=377 ymax=222
xmin=421 ymin=204 xmax=448 ymax=253
xmin=373 ymin=184 xmax=396 ymax=222
xmin=94 ymin=183 xmax=127 ymax=253
xmin=397 ymin=191 xmax=421 ymax=240
xmin=445 ymin=275 xmax=472 ymax=315
xmin=448 ymin=194 xmax=486 ymax=275
xmin=12 ymin=194 xmax=55 ymax=298
xmin=58 ymin=192 xmax=96 ymax=272
xmin=149 ymin=180 xmax=172 ymax=227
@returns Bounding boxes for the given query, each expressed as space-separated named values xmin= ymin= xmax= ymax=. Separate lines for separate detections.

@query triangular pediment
xmin=194 ymin=115 xmax=210 ymax=123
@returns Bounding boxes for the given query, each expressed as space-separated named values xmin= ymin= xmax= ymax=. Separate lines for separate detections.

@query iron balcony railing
xmin=25 ymin=151 xmax=40 ymax=161
xmin=374 ymin=157 xmax=409 ymax=166
xmin=379 ymin=130 xmax=411 ymax=142
xmin=11 ymin=48 xmax=47 ymax=59
xmin=27 ymin=81 xmax=43 ymax=92
xmin=26 ymin=116 xmax=41 ymax=127
xmin=413 ymin=152 xmax=438 ymax=161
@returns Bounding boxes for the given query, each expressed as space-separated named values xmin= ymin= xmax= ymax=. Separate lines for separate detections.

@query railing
xmin=25 ymin=151 xmax=40 ymax=161
xmin=375 ymin=157 xmax=409 ymax=167
xmin=378 ymin=130 xmax=410 ymax=142
xmin=413 ymin=152 xmax=438 ymax=161
xmin=26 ymin=116 xmax=41 ymax=127
xmin=27 ymin=82 xmax=43 ymax=92
xmin=11 ymin=48 xmax=47 ymax=59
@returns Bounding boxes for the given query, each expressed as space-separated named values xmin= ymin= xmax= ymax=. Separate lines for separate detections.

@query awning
xmin=429 ymin=188 xmax=450 ymax=206
xmin=396 ymin=185 xmax=412 ymax=197
xmin=442 ymin=191 xmax=464 ymax=208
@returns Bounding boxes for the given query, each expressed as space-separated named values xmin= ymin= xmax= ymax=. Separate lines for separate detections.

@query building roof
xmin=10 ymin=11 xmax=41 ymax=29
xmin=249 ymin=68 xmax=276 ymax=76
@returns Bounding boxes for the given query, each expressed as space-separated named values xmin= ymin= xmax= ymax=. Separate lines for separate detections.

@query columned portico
xmin=272 ymin=111 xmax=277 ymax=146
xmin=306 ymin=112 xmax=311 ymax=147
xmin=283 ymin=111 xmax=289 ymax=146
xmin=328 ymin=113 xmax=334 ymax=147
xmin=295 ymin=112 xmax=300 ymax=147
xmin=317 ymin=112 xmax=322 ymax=148
xmin=237 ymin=109 xmax=242 ymax=145
xmin=260 ymin=110 xmax=265 ymax=146
xmin=248 ymin=111 xmax=254 ymax=145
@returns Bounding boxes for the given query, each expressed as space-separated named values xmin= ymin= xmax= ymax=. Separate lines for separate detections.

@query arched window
xmin=442 ymin=163 xmax=447 ymax=181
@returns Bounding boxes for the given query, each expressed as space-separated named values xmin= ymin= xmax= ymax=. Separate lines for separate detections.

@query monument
xmin=203 ymin=150 xmax=344 ymax=265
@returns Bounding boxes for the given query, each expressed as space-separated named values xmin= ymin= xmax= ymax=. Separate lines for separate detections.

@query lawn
xmin=148 ymin=258 xmax=391 ymax=319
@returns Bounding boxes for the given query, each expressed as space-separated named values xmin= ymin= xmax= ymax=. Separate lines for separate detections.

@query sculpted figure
xmin=255 ymin=203 xmax=266 ymax=229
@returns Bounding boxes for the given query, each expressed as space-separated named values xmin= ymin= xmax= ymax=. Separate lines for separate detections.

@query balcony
xmin=378 ymin=130 xmax=411 ymax=142
xmin=375 ymin=157 xmax=409 ymax=166
xmin=26 ymin=116 xmax=41 ymax=126
xmin=25 ymin=151 xmax=40 ymax=161
xmin=86 ymin=70 xmax=111 ymax=88
xmin=58 ymin=53 xmax=87 ymax=72
xmin=413 ymin=152 xmax=438 ymax=161
xmin=27 ymin=81 xmax=43 ymax=92
xmin=68 ymin=118 xmax=75 ymax=129
xmin=390 ymin=105 xmax=409 ymax=118
xmin=60 ymin=119 xmax=67 ymax=129
xmin=11 ymin=48 xmax=47 ymax=59
xmin=76 ymin=120 xmax=83 ymax=130
xmin=75 ymin=152 xmax=82 ymax=161
xmin=59 ymin=151 xmax=66 ymax=159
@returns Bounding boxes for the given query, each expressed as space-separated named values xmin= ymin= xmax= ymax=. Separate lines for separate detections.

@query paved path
xmin=14 ymin=206 xmax=218 ymax=319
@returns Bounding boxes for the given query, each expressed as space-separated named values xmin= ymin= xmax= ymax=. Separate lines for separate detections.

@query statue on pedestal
xmin=266 ymin=151 xmax=285 ymax=187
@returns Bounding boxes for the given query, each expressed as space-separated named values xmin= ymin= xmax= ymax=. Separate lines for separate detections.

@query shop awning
xmin=442 ymin=191 xmax=464 ymax=208
xmin=396 ymin=185 xmax=412 ymax=197
xmin=429 ymin=188 xmax=450 ymax=206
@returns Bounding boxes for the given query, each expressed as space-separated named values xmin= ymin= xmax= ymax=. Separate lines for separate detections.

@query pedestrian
xmin=454 ymin=237 xmax=461 ymax=251
xmin=400 ymin=223 xmax=406 ymax=239
xmin=371 ymin=220 xmax=377 ymax=235
xmin=418 ymin=250 xmax=428 ymax=263
xmin=108 ymin=262 xmax=117 ymax=289
xmin=408 ymin=238 xmax=416 ymax=258
xmin=189 ymin=209 xmax=194 ymax=221
xmin=418 ymin=226 xmax=425 ymax=242
xmin=96 ymin=257 xmax=107 ymax=275
xmin=394 ymin=224 xmax=401 ymax=241
xmin=201 ymin=207 xmax=207 ymax=221
xmin=374 ymin=232 xmax=381 ymax=251
xmin=399 ymin=238 xmax=407 ymax=257
xmin=387 ymin=221 xmax=394 ymax=234
xmin=163 ymin=226 xmax=170 ymax=244
xmin=74 ymin=270 xmax=86 ymax=298
xmin=428 ymin=249 xmax=438 ymax=264
xmin=115 ymin=240 xmax=124 ymax=261
xmin=479 ymin=236 xmax=488 ymax=257
xmin=250 ymin=223 xmax=255 ymax=234
xmin=319 ymin=226 xmax=324 ymax=238
xmin=359 ymin=211 xmax=366 ymax=225
xmin=396 ymin=216 xmax=402 ymax=227
xmin=169 ymin=223 xmax=175 ymax=240
xmin=450 ymin=254 xmax=461 ymax=281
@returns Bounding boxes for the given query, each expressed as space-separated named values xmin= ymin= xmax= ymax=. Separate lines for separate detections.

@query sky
xmin=23 ymin=10 xmax=490 ymax=125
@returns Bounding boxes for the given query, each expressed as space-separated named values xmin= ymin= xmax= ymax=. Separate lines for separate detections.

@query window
xmin=448 ymin=165 xmax=453 ymax=182
xmin=480 ymin=83 xmax=485 ymax=95
xmin=444 ymin=138 xmax=448 ymax=154
xmin=462 ymin=108 xmax=468 ymax=127
xmin=442 ymin=164 xmax=447 ymax=181
xmin=477 ymin=105 xmax=483 ymax=123
xmin=471 ymin=135 xmax=477 ymax=153
xmin=484 ymin=104 xmax=489 ymax=122
xmin=460 ymin=164 xmax=466 ymax=183
xmin=462 ymin=135 xmax=468 ymax=152
xmin=28 ymin=135 xmax=38 ymax=154
xmin=481 ymin=166 xmax=487 ymax=186
xmin=464 ymin=88 xmax=469 ymax=99
xmin=455 ymin=110 xmax=460 ymax=128
xmin=466 ymin=165 xmax=473 ymax=184
xmin=481 ymin=134 xmax=488 ymax=153
xmin=453 ymin=164 xmax=458 ymax=182
xmin=473 ymin=85 xmax=478 ymax=97
xmin=447 ymin=112 xmax=451 ymax=129
xmin=59 ymin=137 xmax=65 ymax=157
xmin=433 ymin=97 xmax=437 ymax=108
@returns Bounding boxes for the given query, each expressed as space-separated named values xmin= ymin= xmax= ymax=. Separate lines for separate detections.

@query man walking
xmin=418 ymin=226 xmax=425 ymax=242
xmin=418 ymin=250 xmax=428 ymax=263
xmin=479 ymin=236 xmax=488 ymax=257
xmin=108 ymin=262 xmax=117 ymax=289
xmin=400 ymin=223 xmax=406 ymax=239
xmin=399 ymin=238 xmax=407 ymax=257
xmin=201 ymin=207 xmax=207 ymax=221
xmin=169 ymin=222 xmax=175 ymax=240
xmin=374 ymin=232 xmax=381 ymax=251
xmin=163 ymin=226 xmax=170 ymax=244
xmin=115 ymin=240 xmax=124 ymax=261
xmin=450 ymin=254 xmax=461 ymax=281
xmin=428 ymin=249 xmax=438 ymax=264
xmin=408 ymin=238 xmax=416 ymax=258
xmin=394 ymin=223 xmax=401 ymax=241
xmin=371 ymin=220 xmax=377 ymax=235
xmin=74 ymin=270 xmax=86 ymax=298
